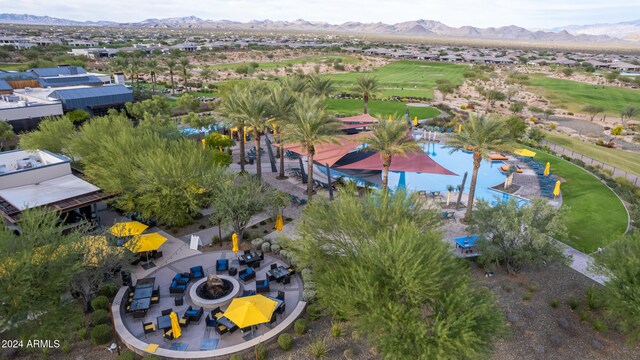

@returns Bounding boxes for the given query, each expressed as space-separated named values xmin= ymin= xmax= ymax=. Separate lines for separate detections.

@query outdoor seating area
xmin=116 ymin=251 xmax=304 ymax=355
xmin=520 ymin=157 xmax=561 ymax=198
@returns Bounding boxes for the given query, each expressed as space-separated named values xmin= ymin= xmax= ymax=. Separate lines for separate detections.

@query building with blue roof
xmin=37 ymin=75 xmax=103 ymax=88
xmin=0 ymin=80 xmax=12 ymax=94
xmin=30 ymin=66 xmax=88 ymax=77
xmin=48 ymin=85 xmax=133 ymax=115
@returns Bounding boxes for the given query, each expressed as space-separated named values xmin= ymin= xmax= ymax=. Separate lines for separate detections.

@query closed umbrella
xmin=201 ymin=138 xmax=206 ymax=150
xmin=553 ymin=181 xmax=561 ymax=198
xmin=223 ymin=295 xmax=278 ymax=329
xmin=170 ymin=312 xmax=181 ymax=339
xmin=232 ymin=233 xmax=239 ymax=256
xmin=544 ymin=162 xmax=550 ymax=176
xmin=413 ymin=116 xmax=418 ymax=126
xmin=275 ymin=214 xmax=284 ymax=232
xmin=457 ymin=124 xmax=462 ymax=134
xmin=388 ymin=114 xmax=393 ymax=121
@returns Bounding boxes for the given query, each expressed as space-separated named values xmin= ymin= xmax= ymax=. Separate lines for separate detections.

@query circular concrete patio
xmin=112 ymin=250 xmax=305 ymax=359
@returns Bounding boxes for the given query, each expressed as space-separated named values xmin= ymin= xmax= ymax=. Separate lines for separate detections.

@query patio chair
xmin=205 ymin=314 xmax=217 ymax=328
xmin=276 ymin=291 xmax=285 ymax=301
xmin=163 ymin=329 xmax=174 ymax=340
xmin=215 ymin=323 xmax=229 ymax=335
xmin=238 ymin=267 xmax=256 ymax=282
xmin=228 ymin=267 xmax=237 ymax=276
xmin=173 ymin=273 xmax=189 ymax=286
xmin=151 ymin=290 xmax=160 ymax=305
xmin=174 ymin=295 xmax=183 ymax=306
xmin=190 ymin=266 xmax=204 ymax=280
xmin=170 ymin=281 xmax=186 ymax=294
xmin=216 ymin=259 xmax=229 ymax=272
xmin=185 ymin=306 xmax=204 ymax=323
xmin=161 ymin=308 xmax=173 ymax=316
xmin=151 ymin=250 xmax=163 ymax=259
xmin=286 ymin=265 xmax=296 ymax=275
xmin=244 ymin=250 xmax=251 ymax=255
xmin=250 ymin=261 xmax=261 ymax=269
xmin=259 ymin=252 xmax=264 ymax=261
xmin=211 ymin=307 xmax=224 ymax=320
xmin=282 ymin=276 xmax=291 ymax=286
xmin=276 ymin=303 xmax=286 ymax=315
xmin=133 ymin=310 xmax=146 ymax=319
xmin=142 ymin=322 xmax=156 ymax=335
xmin=178 ymin=315 xmax=190 ymax=327
xmin=256 ymin=278 xmax=270 ymax=293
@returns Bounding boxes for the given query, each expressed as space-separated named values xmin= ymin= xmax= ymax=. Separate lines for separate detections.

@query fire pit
xmin=189 ymin=274 xmax=241 ymax=309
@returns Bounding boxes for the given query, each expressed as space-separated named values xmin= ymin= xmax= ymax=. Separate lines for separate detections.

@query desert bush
xmin=550 ymin=299 xmax=559 ymax=309
xmin=99 ymin=284 xmax=119 ymax=299
xmin=278 ymin=333 xmax=293 ymax=351
xmin=528 ymin=282 xmax=538 ymax=292
xmin=90 ymin=324 xmax=112 ymax=345
xmin=77 ymin=328 xmax=87 ymax=341
xmin=306 ymin=303 xmax=324 ymax=321
xmin=303 ymin=289 xmax=317 ymax=302
xmin=611 ymin=126 xmax=623 ymax=135
xmin=586 ymin=286 xmax=604 ymax=310
xmin=91 ymin=296 xmax=110 ymax=311
xmin=229 ymin=355 xmax=243 ymax=360
xmin=117 ymin=351 xmax=136 ymax=360
xmin=569 ymin=298 xmax=580 ymax=310
xmin=308 ymin=337 xmax=329 ymax=359
xmin=592 ymin=319 xmax=605 ymax=332
xmin=343 ymin=348 xmax=355 ymax=359
xmin=91 ymin=309 xmax=109 ymax=325
xmin=271 ymin=244 xmax=281 ymax=254
xmin=261 ymin=242 xmax=271 ymax=253
xmin=251 ymin=238 xmax=264 ymax=248
xmin=331 ymin=321 xmax=343 ymax=338
xmin=294 ymin=319 xmax=309 ymax=335
xmin=254 ymin=343 xmax=267 ymax=360
xmin=522 ymin=292 xmax=532 ymax=301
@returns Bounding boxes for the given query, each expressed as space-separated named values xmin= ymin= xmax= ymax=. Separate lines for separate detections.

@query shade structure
xmin=232 ymin=233 xmax=239 ymax=255
xmin=223 ymin=295 xmax=278 ymax=328
xmin=544 ymin=162 xmax=551 ymax=176
xmin=284 ymin=132 xmax=369 ymax=167
xmin=553 ymin=181 xmax=561 ymax=197
xmin=514 ymin=149 xmax=536 ymax=157
xmin=454 ymin=235 xmax=479 ymax=248
xmin=336 ymin=151 xmax=457 ymax=175
xmin=109 ymin=221 xmax=148 ymax=237
xmin=124 ymin=233 xmax=167 ymax=253
xmin=170 ymin=312 xmax=181 ymax=339
xmin=275 ymin=214 xmax=284 ymax=232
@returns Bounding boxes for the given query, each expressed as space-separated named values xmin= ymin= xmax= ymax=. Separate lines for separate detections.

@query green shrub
xmin=528 ymin=282 xmax=538 ymax=292
xmin=308 ymin=337 xmax=329 ymax=359
xmin=61 ymin=342 xmax=71 ymax=353
xmin=117 ymin=351 xmax=136 ymax=360
xmin=77 ymin=328 xmax=87 ymax=341
xmin=331 ymin=321 xmax=343 ymax=338
xmin=611 ymin=126 xmax=623 ymax=136
xmin=569 ymin=298 xmax=580 ymax=310
xmin=99 ymin=284 xmax=119 ymax=299
xmin=592 ymin=319 xmax=605 ymax=332
xmin=229 ymin=355 xmax=243 ymax=360
xmin=586 ymin=286 xmax=604 ymax=311
xmin=306 ymin=303 xmax=324 ymax=321
xmin=91 ymin=309 xmax=110 ymax=325
xmin=90 ymin=324 xmax=112 ymax=345
xmin=578 ymin=310 xmax=589 ymax=322
xmin=254 ymin=343 xmax=267 ymax=360
xmin=278 ymin=333 xmax=293 ymax=351
xmin=142 ymin=356 xmax=161 ymax=360
xmin=294 ymin=319 xmax=309 ymax=335
xmin=343 ymin=348 xmax=355 ymax=359
xmin=91 ymin=295 xmax=110 ymax=311
xmin=522 ymin=292 xmax=532 ymax=301
xmin=550 ymin=299 xmax=559 ymax=309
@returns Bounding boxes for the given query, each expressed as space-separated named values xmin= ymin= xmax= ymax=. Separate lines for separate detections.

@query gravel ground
xmin=551 ymin=116 xmax=640 ymax=152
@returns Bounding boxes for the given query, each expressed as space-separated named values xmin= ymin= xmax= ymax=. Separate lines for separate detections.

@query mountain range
xmin=1 ymin=13 xmax=638 ymax=43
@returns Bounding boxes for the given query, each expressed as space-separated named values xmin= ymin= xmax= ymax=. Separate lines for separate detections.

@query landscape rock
xmin=591 ymin=339 xmax=605 ymax=351
xmin=558 ymin=318 xmax=571 ymax=331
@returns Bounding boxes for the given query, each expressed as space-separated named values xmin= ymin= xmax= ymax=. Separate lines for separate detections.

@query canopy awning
xmin=336 ymin=151 xmax=457 ymax=175
xmin=284 ymin=133 xmax=370 ymax=167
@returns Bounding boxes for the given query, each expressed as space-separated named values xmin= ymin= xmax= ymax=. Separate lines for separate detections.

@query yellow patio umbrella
xmin=514 ymin=149 xmax=536 ymax=157
xmin=124 ymin=233 xmax=167 ymax=253
xmin=457 ymin=124 xmax=462 ymax=134
xmin=543 ymin=162 xmax=551 ymax=176
xmin=413 ymin=116 xmax=418 ymax=126
xmin=232 ymin=233 xmax=239 ymax=255
xmin=553 ymin=181 xmax=561 ymax=198
xmin=388 ymin=114 xmax=393 ymax=121
xmin=170 ymin=312 xmax=181 ymax=339
xmin=223 ymin=295 xmax=278 ymax=328
xmin=109 ymin=221 xmax=148 ymax=237
xmin=275 ymin=214 xmax=284 ymax=232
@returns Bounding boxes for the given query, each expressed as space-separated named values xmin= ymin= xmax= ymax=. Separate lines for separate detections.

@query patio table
xmin=216 ymin=316 xmax=236 ymax=329
xmin=268 ymin=266 xmax=289 ymax=282
xmin=133 ymin=286 xmax=153 ymax=300
xmin=130 ymin=297 xmax=151 ymax=312
xmin=157 ymin=314 xmax=172 ymax=330
xmin=240 ymin=253 xmax=260 ymax=265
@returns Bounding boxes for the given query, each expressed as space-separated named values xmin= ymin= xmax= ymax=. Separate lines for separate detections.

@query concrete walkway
xmin=560 ymin=242 xmax=607 ymax=285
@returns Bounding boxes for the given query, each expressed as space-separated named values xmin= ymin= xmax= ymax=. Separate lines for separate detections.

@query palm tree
xmin=355 ymin=75 xmax=380 ymax=114
xmin=164 ymin=58 xmax=177 ymax=95
xmin=306 ymin=75 xmax=335 ymax=99
xmin=446 ymin=115 xmax=511 ymax=220
xmin=179 ymin=57 xmax=190 ymax=91
xmin=146 ymin=58 xmax=160 ymax=93
xmin=358 ymin=120 xmax=421 ymax=192
xmin=199 ymin=66 xmax=213 ymax=88
xmin=268 ymin=86 xmax=297 ymax=180
xmin=279 ymin=75 xmax=308 ymax=94
xmin=281 ymin=96 xmax=342 ymax=199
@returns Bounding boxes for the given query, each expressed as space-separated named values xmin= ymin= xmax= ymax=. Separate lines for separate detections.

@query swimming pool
xmin=325 ymin=142 xmax=527 ymax=205
xmin=179 ymin=125 xmax=218 ymax=136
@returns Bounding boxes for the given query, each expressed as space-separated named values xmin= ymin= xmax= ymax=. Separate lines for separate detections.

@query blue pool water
xmin=179 ymin=125 xmax=218 ymax=136
xmin=326 ymin=142 xmax=527 ymax=205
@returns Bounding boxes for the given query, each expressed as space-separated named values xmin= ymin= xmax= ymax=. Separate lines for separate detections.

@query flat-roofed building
xmin=0 ymin=93 xmax=63 ymax=133
xmin=0 ymin=149 xmax=111 ymax=230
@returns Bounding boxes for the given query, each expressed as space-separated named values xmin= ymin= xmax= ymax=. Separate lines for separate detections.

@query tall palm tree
xmin=281 ymin=96 xmax=342 ymax=199
xmin=199 ymin=66 xmax=213 ymax=88
xmin=179 ymin=57 xmax=190 ymax=91
xmin=164 ymin=58 xmax=177 ymax=95
xmin=146 ymin=58 xmax=159 ymax=93
xmin=446 ymin=115 xmax=511 ymax=220
xmin=268 ymin=86 xmax=297 ymax=180
xmin=220 ymin=83 xmax=270 ymax=176
xmin=355 ymin=75 xmax=380 ymax=114
xmin=306 ymin=75 xmax=335 ymax=99
xmin=359 ymin=120 xmax=421 ymax=192
xmin=279 ymin=75 xmax=308 ymax=94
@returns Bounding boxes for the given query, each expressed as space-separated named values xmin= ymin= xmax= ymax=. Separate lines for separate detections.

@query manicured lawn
xmin=545 ymin=131 xmax=640 ymax=177
xmin=0 ymin=63 xmax=28 ymax=71
xmin=210 ymin=55 xmax=362 ymax=71
xmin=323 ymin=99 xmax=440 ymax=119
xmin=528 ymin=74 xmax=640 ymax=118
xmin=327 ymin=61 xmax=470 ymax=99
xmin=526 ymin=146 xmax=627 ymax=253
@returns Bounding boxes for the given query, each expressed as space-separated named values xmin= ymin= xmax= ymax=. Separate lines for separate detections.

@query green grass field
xmin=528 ymin=74 xmax=640 ymax=118
xmin=526 ymin=147 xmax=627 ymax=253
xmin=544 ymin=131 xmax=640 ymax=178
xmin=323 ymin=99 xmax=440 ymax=119
xmin=210 ymin=55 xmax=362 ymax=71
xmin=0 ymin=63 xmax=28 ymax=71
xmin=327 ymin=61 xmax=469 ymax=99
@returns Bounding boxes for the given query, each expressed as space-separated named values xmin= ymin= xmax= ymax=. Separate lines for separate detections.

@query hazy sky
xmin=5 ymin=0 xmax=640 ymax=28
